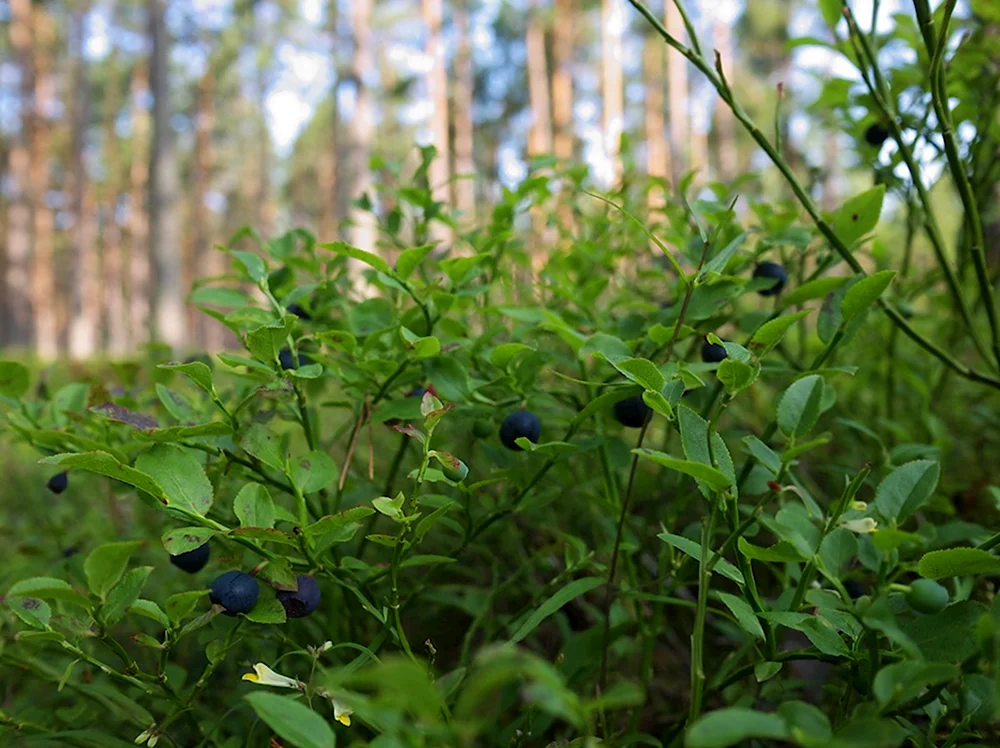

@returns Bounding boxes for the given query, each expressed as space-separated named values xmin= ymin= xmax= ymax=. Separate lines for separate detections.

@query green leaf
xmin=7 ymin=577 xmax=90 ymax=608
xmin=841 ymin=270 xmax=896 ymax=323
xmin=129 ymin=599 xmax=170 ymax=628
xmin=833 ymin=185 xmax=885 ymax=247
xmin=715 ymin=359 xmax=759 ymax=395
xmin=396 ymin=244 xmax=435 ymax=279
xmin=245 ymin=592 xmax=287 ymax=624
xmin=84 ymin=540 xmax=143 ymax=599
xmin=39 ymin=452 xmax=166 ymax=504
xmin=750 ymin=311 xmax=810 ymax=356
xmin=716 ymin=592 xmax=764 ymax=640
xmin=238 ymin=422 xmax=287 ymax=472
xmin=510 ymin=577 xmax=603 ymax=642
xmin=580 ymin=332 xmax=631 ymax=364
xmin=7 ymin=596 xmax=51 ymax=629
xmin=234 ymin=483 xmax=276 ymax=529
xmin=819 ymin=0 xmax=841 ymax=27
xmin=819 ymin=528 xmax=858 ymax=577
xmin=917 ymin=547 xmax=1000 ymax=579
xmin=161 ymin=527 xmax=215 ymax=555
xmin=489 ymin=343 xmax=535 ymax=368
xmin=166 ymin=590 xmax=206 ymax=623
xmin=230 ymin=249 xmax=268 ymax=283
xmin=320 ymin=240 xmax=394 ymax=276
xmin=634 ymin=449 xmax=731 ymax=491
xmin=610 ymin=357 xmax=665 ymax=392
xmin=873 ymin=661 xmax=958 ymax=710
xmin=137 ymin=422 xmax=233 ymax=443
xmin=244 ymin=693 xmax=335 ymax=748
xmin=738 ymin=538 xmax=806 ymax=563
xmin=135 ymin=444 xmax=214 ymax=516
xmin=742 ymin=436 xmax=782 ymax=476
xmin=686 ymin=707 xmax=789 ymax=748
xmin=777 ymin=375 xmax=825 ymax=438
xmin=0 ymin=360 xmax=30 ymax=398
xmin=873 ymin=459 xmax=940 ymax=523
xmin=658 ymin=533 xmax=744 ymax=584
xmin=102 ymin=567 xmax=153 ymax=625
xmin=779 ymin=275 xmax=849 ymax=308
xmin=899 ymin=600 xmax=987 ymax=663
xmin=778 ymin=701 xmax=831 ymax=743
xmin=701 ymin=231 xmax=747 ymax=277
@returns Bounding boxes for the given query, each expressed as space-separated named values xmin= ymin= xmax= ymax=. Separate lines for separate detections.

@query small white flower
xmin=850 ymin=501 xmax=868 ymax=511
xmin=332 ymin=698 xmax=353 ymax=727
xmin=841 ymin=517 xmax=878 ymax=534
xmin=241 ymin=663 xmax=303 ymax=690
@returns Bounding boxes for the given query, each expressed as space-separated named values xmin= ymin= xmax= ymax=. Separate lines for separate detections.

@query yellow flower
xmin=841 ymin=517 xmax=878 ymax=534
xmin=332 ymin=699 xmax=353 ymax=727
xmin=241 ymin=663 xmax=303 ymax=690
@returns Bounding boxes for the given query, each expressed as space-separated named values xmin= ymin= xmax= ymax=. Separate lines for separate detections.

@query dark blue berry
xmin=499 ymin=411 xmax=541 ymax=451
xmin=864 ymin=123 xmax=890 ymax=147
xmin=47 ymin=471 xmax=69 ymax=494
xmin=209 ymin=570 xmax=259 ymax=616
xmin=287 ymin=303 xmax=311 ymax=320
xmin=170 ymin=543 xmax=210 ymax=574
xmin=278 ymin=348 xmax=312 ymax=370
xmin=276 ymin=575 xmax=322 ymax=619
xmin=753 ymin=261 xmax=788 ymax=297
xmin=62 ymin=546 xmax=79 ymax=558
xmin=843 ymin=579 xmax=865 ymax=599
xmin=701 ymin=340 xmax=728 ymax=363
xmin=613 ymin=395 xmax=652 ymax=428
xmin=407 ymin=388 xmax=426 ymax=398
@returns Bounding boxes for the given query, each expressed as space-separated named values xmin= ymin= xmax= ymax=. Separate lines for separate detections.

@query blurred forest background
xmin=0 ymin=0 xmax=920 ymax=357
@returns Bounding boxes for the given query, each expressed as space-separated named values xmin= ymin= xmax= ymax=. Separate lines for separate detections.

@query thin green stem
xmin=689 ymin=496 xmax=720 ymax=723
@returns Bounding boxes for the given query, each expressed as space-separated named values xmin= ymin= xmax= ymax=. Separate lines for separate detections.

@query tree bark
xmin=129 ymin=61 xmax=150 ymax=345
xmin=69 ymin=0 xmax=99 ymax=358
xmin=28 ymin=4 xmax=58 ymax=359
xmin=526 ymin=0 xmax=553 ymax=158
xmin=193 ymin=66 xmax=218 ymax=349
xmin=665 ymin=0 xmax=689 ymax=184
xmin=644 ymin=35 xmax=668 ymax=209
xmin=148 ymin=0 xmax=184 ymax=349
xmin=423 ymin=0 xmax=452 ymax=245
xmin=318 ymin=0 xmax=340 ymax=242
xmin=453 ymin=0 xmax=476 ymax=225
xmin=602 ymin=0 xmax=625 ymax=186
xmin=552 ymin=0 xmax=575 ymax=162
xmin=102 ymin=49 xmax=128 ymax=357
xmin=4 ymin=0 xmax=35 ymax=348
xmin=348 ymin=0 xmax=377 ymax=266
xmin=713 ymin=15 xmax=738 ymax=182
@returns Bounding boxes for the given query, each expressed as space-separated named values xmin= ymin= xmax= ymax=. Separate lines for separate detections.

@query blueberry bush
xmin=3 ymin=1 xmax=1000 ymax=747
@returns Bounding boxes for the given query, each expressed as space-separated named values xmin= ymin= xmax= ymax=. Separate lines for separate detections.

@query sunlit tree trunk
xmin=253 ymin=15 xmax=275 ymax=239
xmin=129 ymin=61 xmax=150 ymax=345
xmin=644 ymin=35 xmax=668 ymax=209
xmin=423 ymin=0 xmax=451 ymax=245
xmin=602 ymin=0 xmax=624 ymax=186
xmin=526 ymin=0 xmax=553 ymax=158
xmin=29 ymin=4 xmax=58 ymax=359
xmin=4 ymin=0 xmax=34 ymax=348
xmin=148 ymin=0 xmax=184 ymax=350
xmin=69 ymin=0 xmax=99 ymax=358
xmin=102 ymin=48 xmax=128 ymax=357
xmin=665 ymin=0 xmax=689 ymax=183
xmin=453 ymin=0 xmax=476 ymax=225
xmin=713 ymin=13 xmax=738 ymax=182
xmin=348 ymin=0 xmax=377 ymax=266
xmin=318 ymin=0 xmax=340 ymax=241
xmin=193 ymin=67 xmax=217 ymax=349
xmin=552 ymin=0 xmax=575 ymax=161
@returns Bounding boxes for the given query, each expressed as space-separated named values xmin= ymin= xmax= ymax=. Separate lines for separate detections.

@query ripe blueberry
xmin=613 ymin=395 xmax=652 ymax=428
xmin=209 ymin=570 xmax=259 ymax=616
xmin=843 ymin=579 xmax=865 ymax=600
xmin=499 ymin=410 xmax=541 ymax=451
xmin=47 ymin=471 xmax=69 ymax=494
xmin=905 ymin=579 xmax=950 ymax=614
xmin=701 ymin=340 xmax=727 ymax=363
xmin=287 ymin=303 xmax=312 ymax=320
xmin=407 ymin=388 xmax=426 ymax=398
xmin=753 ymin=261 xmax=788 ymax=297
xmin=170 ymin=543 xmax=210 ymax=574
xmin=864 ymin=123 xmax=890 ymax=147
xmin=278 ymin=348 xmax=312 ymax=371
xmin=276 ymin=574 xmax=321 ymax=619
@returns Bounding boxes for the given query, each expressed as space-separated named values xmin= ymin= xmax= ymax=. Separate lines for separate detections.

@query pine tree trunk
xmin=29 ymin=5 xmax=58 ymax=359
xmin=69 ymin=0 xmax=99 ymax=358
xmin=665 ymin=0 xmax=689 ymax=184
xmin=348 ymin=0 xmax=377 ymax=268
xmin=423 ymin=0 xmax=451 ymax=245
xmin=552 ymin=0 xmax=575 ymax=161
xmin=526 ymin=1 xmax=553 ymax=157
xmin=193 ymin=67 xmax=217 ymax=349
xmin=318 ymin=0 xmax=340 ymax=242
xmin=453 ymin=0 xmax=476 ymax=225
xmin=102 ymin=60 xmax=128 ymax=356
xmin=602 ymin=0 xmax=624 ymax=186
xmin=644 ymin=35 xmax=668 ymax=209
xmin=129 ymin=61 xmax=150 ymax=345
xmin=713 ymin=16 xmax=738 ymax=182
xmin=4 ymin=0 xmax=34 ymax=348
xmin=148 ymin=0 xmax=184 ymax=350
xmin=253 ymin=17 xmax=275 ymax=239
